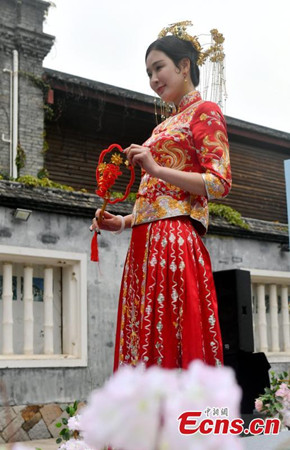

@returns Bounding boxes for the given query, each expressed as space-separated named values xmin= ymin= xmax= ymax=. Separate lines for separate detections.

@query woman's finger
xmin=90 ymin=217 xmax=100 ymax=233
xmin=101 ymin=210 xmax=115 ymax=219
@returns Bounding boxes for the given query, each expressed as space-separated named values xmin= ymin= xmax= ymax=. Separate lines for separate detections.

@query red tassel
xmin=91 ymin=232 xmax=99 ymax=262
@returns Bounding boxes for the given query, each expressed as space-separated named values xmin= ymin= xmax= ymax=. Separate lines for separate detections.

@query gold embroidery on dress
xmin=154 ymin=141 xmax=191 ymax=171
xmin=202 ymin=130 xmax=230 ymax=169
xmin=132 ymin=92 xmax=231 ymax=234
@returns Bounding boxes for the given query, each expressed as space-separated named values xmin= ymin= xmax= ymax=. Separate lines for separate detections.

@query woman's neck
xmin=175 ymin=86 xmax=196 ymax=108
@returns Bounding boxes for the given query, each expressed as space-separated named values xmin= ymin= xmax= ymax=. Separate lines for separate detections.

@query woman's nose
xmin=150 ymin=72 xmax=158 ymax=86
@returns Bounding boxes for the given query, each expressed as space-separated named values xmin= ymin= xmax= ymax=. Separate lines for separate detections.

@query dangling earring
xmin=161 ymin=101 xmax=167 ymax=121
xmin=154 ymin=97 xmax=173 ymax=124
xmin=154 ymin=98 xmax=159 ymax=125
xmin=154 ymin=98 xmax=166 ymax=124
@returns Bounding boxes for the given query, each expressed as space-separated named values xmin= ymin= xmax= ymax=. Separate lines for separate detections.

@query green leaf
xmin=60 ymin=428 xmax=68 ymax=436
xmin=55 ymin=422 xmax=62 ymax=428
xmin=63 ymin=431 xmax=71 ymax=441
xmin=62 ymin=418 xmax=68 ymax=425
xmin=56 ymin=438 xmax=62 ymax=444
xmin=73 ymin=400 xmax=79 ymax=410
xmin=66 ymin=406 xmax=75 ymax=416
xmin=274 ymin=402 xmax=283 ymax=410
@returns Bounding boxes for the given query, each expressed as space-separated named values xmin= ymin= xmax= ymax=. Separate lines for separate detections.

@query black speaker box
xmin=224 ymin=351 xmax=271 ymax=414
xmin=213 ymin=269 xmax=254 ymax=355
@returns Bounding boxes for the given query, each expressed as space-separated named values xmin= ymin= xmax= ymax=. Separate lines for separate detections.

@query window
xmin=0 ymin=245 xmax=87 ymax=368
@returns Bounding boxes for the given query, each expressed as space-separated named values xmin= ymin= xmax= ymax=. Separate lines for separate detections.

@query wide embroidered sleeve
xmin=190 ymin=101 xmax=232 ymax=199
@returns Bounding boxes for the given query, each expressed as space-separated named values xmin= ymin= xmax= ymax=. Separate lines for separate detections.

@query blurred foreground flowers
xmin=255 ymin=370 xmax=290 ymax=429
xmin=59 ymin=360 xmax=243 ymax=450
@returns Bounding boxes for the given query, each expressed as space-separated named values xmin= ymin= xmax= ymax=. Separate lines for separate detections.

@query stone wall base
xmin=0 ymin=403 xmax=83 ymax=444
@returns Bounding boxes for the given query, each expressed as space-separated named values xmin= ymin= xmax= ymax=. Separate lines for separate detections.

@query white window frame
xmin=0 ymin=245 xmax=87 ymax=368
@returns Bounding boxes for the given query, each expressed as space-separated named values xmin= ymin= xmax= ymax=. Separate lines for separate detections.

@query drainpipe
xmin=1 ymin=68 xmax=13 ymax=175
xmin=12 ymin=49 xmax=18 ymax=179
xmin=1 ymin=50 xmax=19 ymax=178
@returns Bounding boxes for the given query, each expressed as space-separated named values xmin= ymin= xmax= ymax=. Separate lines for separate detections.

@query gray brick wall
xmin=0 ymin=0 xmax=54 ymax=177
xmin=0 ymin=0 xmax=50 ymax=30
xmin=0 ymin=0 xmax=18 ymax=27
xmin=18 ymin=0 xmax=50 ymax=33
xmin=18 ymin=55 xmax=46 ymax=176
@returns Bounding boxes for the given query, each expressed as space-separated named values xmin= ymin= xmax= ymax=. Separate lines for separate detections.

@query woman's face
xmin=146 ymin=50 xmax=189 ymax=106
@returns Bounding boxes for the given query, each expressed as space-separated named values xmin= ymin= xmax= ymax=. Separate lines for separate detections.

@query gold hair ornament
xmin=158 ymin=21 xmax=203 ymax=63
xmin=158 ymin=21 xmax=225 ymax=67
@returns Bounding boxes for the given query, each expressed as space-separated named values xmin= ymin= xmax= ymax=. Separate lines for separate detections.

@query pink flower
xmin=276 ymin=383 xmax=290 ymax=400
xmin=255 ymin=398 xmax=263 ymax=412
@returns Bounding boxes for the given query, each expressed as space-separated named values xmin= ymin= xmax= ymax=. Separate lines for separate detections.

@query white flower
xmin=11 ymin=446 xmax=29 ymax=450
xmin=68 ymin=414 xmax=82 ymax=431
xmin=77 ymin=361 xmax=242 ymax=450
xmin=59 ymin=438 xmax=95 ymax=450
xmin=80 ymin=365 xmax=175 ymax=450
xmin=159 ymin=360 xmax=242 ymax=450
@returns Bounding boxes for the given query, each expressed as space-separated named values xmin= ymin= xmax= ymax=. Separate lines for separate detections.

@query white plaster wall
xmin=203 ymin=234 xmax=289 ymax=272
xmin=0 ymin=205 xmax=289 ymax=404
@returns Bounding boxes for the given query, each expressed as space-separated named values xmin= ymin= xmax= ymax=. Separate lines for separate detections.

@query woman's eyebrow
xmin=146 ymin=59 xmax=164 ymax=74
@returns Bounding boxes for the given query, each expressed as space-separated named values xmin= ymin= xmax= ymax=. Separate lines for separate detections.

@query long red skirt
xmin=113 ymin=217 xmax=223 ymax=370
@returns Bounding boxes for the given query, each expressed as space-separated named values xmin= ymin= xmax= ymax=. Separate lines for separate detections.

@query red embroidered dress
xmin=114 ymin=91 xmax=232 ymax=370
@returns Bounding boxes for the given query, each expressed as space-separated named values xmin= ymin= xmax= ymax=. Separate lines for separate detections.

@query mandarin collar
xmin=176 ymin=90 xmax=202 ymax=114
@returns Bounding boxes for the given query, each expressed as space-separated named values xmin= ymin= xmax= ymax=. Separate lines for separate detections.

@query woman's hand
xmin=90 ymin=210 xmax=123 ymax=233
xmin=124 ymin=144 xmax=160 ymax=177
xmin=124 ymin=143 xmax=206 ymax=196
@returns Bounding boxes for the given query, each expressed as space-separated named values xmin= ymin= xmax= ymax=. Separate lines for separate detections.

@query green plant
xmin=37 ymin=167 xmax=50 ymax=179
xmin=15 ymin=143 xmax=26 ymax=177
xmin=41 ymin=130 xmax=50 ymax=155
xmin=208 ymin=203 xmax=249 ymax=229
xmin=0 ymin=171 xmax=13 ymax=180
xmin=16 ymin=175 xmax=74 ymax=191
xmin=20 ymin=71 xmax=50 ymax=97
xmin=55 ymin=400 xmax=79 ymax=445
xmin=111 ymin=191 xmax=136 ymax=203
xmin=19 ymin=71 xmax=54 ymax=123
xmin=43 ymin=104 xmax=54 ymax=122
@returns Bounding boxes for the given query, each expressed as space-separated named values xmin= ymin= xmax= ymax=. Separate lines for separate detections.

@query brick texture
xmin=0 ymin=0 xmax=54 ymax=177
xmin=0 ymin=402 xmax=76 ymax=443
xmin=40 ymin=404 xmax=63 ymax=427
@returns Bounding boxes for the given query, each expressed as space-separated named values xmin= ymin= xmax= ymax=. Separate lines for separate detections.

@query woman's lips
xmin=157 ymin=85 xmax=165 ymax=95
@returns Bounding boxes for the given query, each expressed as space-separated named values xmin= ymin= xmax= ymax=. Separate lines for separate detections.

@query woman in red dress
xmin=92 ymin=24 xmax=231 ymax=370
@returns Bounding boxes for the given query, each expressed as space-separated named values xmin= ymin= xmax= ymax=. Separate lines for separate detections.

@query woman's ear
xmin=179 ymin=57 xmax=190 ymax=75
